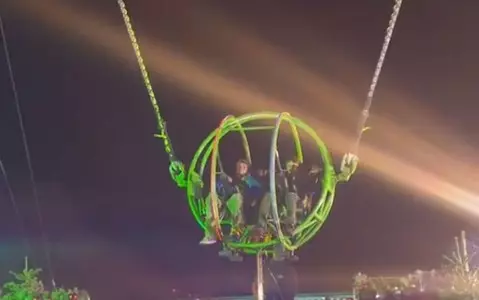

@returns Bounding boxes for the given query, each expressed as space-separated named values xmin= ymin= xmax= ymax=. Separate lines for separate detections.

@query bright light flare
xmin=8 ymin=1 xmax=479 ymax=224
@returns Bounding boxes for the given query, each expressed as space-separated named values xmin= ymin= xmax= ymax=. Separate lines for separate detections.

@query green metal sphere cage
xmin=186 ymin=112 xmax=338 ymax=254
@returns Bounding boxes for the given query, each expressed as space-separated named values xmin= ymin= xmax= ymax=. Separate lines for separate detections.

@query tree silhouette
xmin=0 ymin=258 xmax=73 ymax=300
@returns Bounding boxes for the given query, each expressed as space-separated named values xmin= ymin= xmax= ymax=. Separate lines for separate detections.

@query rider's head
xmin=236 ymin=159 xmax=250 ymax=176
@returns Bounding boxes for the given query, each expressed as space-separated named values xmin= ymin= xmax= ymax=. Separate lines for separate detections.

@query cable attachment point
xmin=169 ymin=160 xmax=186 ymax=188
xmin=338 ymin=153 xmax=359 ymax=182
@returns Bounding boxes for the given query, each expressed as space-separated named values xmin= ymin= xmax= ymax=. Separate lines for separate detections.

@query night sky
xmin=1 ymin=1 xmax=478 ymax=299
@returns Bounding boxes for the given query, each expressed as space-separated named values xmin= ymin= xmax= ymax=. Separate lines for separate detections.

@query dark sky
xmin=1 ymin=0 xmax=478 ymax=299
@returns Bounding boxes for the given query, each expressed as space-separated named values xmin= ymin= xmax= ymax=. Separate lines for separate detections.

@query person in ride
xmin=254 ymin=159 xmax=302 ymax=243
xmin=198 ymin=172 xmax=235 ymax=245
xmin=256 ymin=169 xmax=272 ymax=232
xmin=200 ymin=159 xmax=261 ymax=245
xmin=299 ymin=164 xmax=322 ymax=216
xmin=281 ymin=159 xmax=301 ymax=234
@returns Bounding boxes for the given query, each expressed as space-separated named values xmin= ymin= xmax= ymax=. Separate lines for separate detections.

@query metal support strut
xmin=256 ymin=251 xmax=265 ymax=300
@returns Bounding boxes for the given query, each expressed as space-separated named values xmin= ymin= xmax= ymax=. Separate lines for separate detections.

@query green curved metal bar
xmin=289 ymin=117 xmax=304 ymax=164
xmin=200 ymin=116 xmax=252 ymax=177
xmin=186 ymin=115 xmax=253 ymax=230
xmin=187 ymin=136 xmax=218 ymax=230
xmin=209 ymin=116 xmax=231 ymax=240
xmin=187 ymin=112 xmax=338 ymax=254
xmin=210 ymin=115 xmax=253 ymax=240
xmin=269 ymin=112 xmax=294 ymax=250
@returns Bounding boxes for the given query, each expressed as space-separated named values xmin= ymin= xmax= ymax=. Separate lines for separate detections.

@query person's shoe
xmin=263 ymin=231 xmax=273 ymax=243
xmin=226 ymin=228 xmax=242 ymax=243
xmin=199 ymin=236 xmax=217 ymax=245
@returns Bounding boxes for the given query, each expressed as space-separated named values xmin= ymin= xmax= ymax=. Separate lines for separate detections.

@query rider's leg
xmin=219 ymin=193 xmax=245 ymax=261
xmin=258 ymin=193 xmax=271 ymax=229
xmin=226 ymin=192 xmax=244 ymax=236
xmin=252 ymin=192 xmax=273 ymax=242
xmin=285 ymin=192 xmax=300 ymax=233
